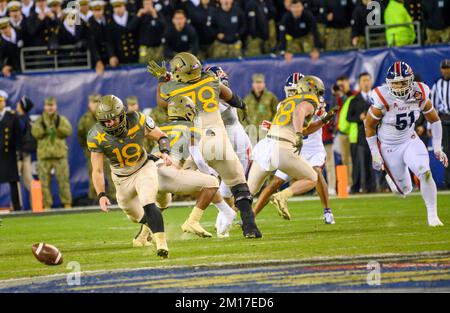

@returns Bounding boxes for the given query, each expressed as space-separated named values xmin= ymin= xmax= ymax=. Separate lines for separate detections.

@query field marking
xmin=1 ymin=250 xmax=449 ymax=289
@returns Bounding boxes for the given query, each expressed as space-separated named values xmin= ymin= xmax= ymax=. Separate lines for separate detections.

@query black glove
xmin=321 ymin=106 xmax=338 ymax=125
xmin=293 ymin=132 xmax=303 ymax=154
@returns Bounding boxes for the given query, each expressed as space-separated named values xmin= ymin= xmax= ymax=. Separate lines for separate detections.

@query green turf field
xmin=0 ymin=193 xmax=449 ymax=281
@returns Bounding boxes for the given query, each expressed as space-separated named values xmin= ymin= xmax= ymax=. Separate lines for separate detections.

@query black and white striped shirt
xmin=431 ymin=78 xmax=450 ymax=114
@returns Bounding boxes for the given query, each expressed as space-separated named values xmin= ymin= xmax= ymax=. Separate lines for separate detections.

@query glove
xmin=147 ymin=60 xmax=168 ymax=80
xmin=370 ymin=149 xmax=385 ymax=171
xmin=293 ymin=132 xmax=303 ymax=154
xmin=321 ymin=106 xmax=339 ymax=125
xmin=261 ymin=120 xmax=272 ymax=131
xmin=435 ymin=151 xmax=449 ymax=168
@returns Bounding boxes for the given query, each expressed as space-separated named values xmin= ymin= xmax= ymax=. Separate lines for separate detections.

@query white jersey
xmin=370 ymin=82 xmax=430 ymax=146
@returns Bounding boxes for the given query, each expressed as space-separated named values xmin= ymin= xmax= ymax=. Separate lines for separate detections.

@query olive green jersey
xmin=87 ymin=111 xmax=150 ymax=176
xmin=268 ymin=93 xmax=319 ymax=143
xmin=151 ymin=120 xmax=201 ymax=168
xmin=160 ymin=71 xmax=223 ymax=128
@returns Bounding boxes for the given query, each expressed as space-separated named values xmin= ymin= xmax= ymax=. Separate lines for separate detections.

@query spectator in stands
xmin=304 ymin=0 xmax=326 ymax=47
xmin=384 ymin=0 xmax=416 ymax=46
xmin=211 ymin=0 xmax=246 ymax=59
xmin=26 ymin=0 xmax=59 ymax=47
xmin=77 ymin=94 xmax=116 ymax=203
xmin=346 ymin=72 xmax=375 ymax=193
xmin=31 ymin=96 xmax=72 ymax=210
xmin=351 ymin=0 xmax=372 ymax=49
xmin=48 ymin=0 xmax=63 ymax=19
xmin=16 ymin=96 xmax=36 ymax=194
xmin=187 ymin=0 xmax=218 ymax=60
xmin=56 ymin=8 xmax=86 ymax=47
xmin=0 ymin=90 xmax=22 ymax=211
xmin=136 ymin=0 xmax=166 ymax=63
xmin=8 ymin=1 xmax=28 ymax=44
xmin=162 ymin=9 xmax=198 ymax=59
xmin=332 ymin=75 xmax=355 ymax=190
xmin=77 ymin=0 xmax=93 ymax=25
xmin=431 ymin=59 xmax=450 ymax=189
xmin=244 ymin=0 xmax=276 ymax=56
xmin=0 ymin=17 xmax=23 ymax=76
xmin=278 ymin=0 xmax=321 ymax=62
xmin=243 ymin=73 xmax=279 ymax=138
xmin=152 ymin=0 xmax=175 ymax=23
xmin=0 ymin=0 xmax=7 ymax=18
xmin=87 ymin=0 xmax=108 ymax=75
xmin=422 ymin=0 xmax=450 ymax=45
xmin=324 ymin=0 xmax=353 ymax=51
xmin=106 ymin=0 xmax=139 ymax=67
xmin=21 ymin=0 xmax=35 ymax=18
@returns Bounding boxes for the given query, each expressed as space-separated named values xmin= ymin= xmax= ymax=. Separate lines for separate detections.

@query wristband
xmin=97 ymin=192 xmax=107 ymax=201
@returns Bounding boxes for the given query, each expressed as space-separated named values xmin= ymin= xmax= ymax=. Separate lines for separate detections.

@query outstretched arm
xmin=90 ymin=152 xmax=110 ymax=212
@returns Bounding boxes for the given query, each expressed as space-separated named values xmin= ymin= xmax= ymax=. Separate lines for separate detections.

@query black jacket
xmin=106 ymin=14 xmax=139 ymax=64
xmin=86 ymin=16 xmax=110 ymax=64
xmin=213 ymin=6 xmax=246 ymax=44
xmin=26 ymin=12 xmax=59 ymax=47
xmin=422 ymin=0 xmax=450 ymax=30
xmin=278 ymin=10 xmax=322 ymax=50
xmin=347 ymin=92 xmax=371 ymax=145
xmin=324 ymin=0 xmax=354 ymax=29
xmin=56 ymin=21 xmax=86 ymax=47
xmin=187 ymin=3 xmax=217 ymax=46
xmin=137 ymin=12 xmax=166 ymax=47
xmin=162 ymin=24 xmax=199 ymax=59
xmin=244 ymin=0 xmax=276 ymax=40
xmin=304 ymin=0 xmax=327 ymax=24
xmin=0 ymin=111 xmax=21 ymax=182
xmin=0 ymin=29 xmax=24 ymax=72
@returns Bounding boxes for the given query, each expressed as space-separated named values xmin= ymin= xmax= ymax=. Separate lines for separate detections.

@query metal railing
xmin=365 ymin=21 xmax=422 ymax=49
xmin=20 ymin=45 xmax=91 ymax=73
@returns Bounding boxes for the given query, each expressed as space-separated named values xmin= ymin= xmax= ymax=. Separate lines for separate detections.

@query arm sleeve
xmin=188 ymin=145 xmax=215 ymax=175
xmin=417 ymin=83 xmax=431 ymax=111
xmin=31 ymin=117 xmax=46 ymax=139
xmin=56 ymin=116 xmax=73 ymax=138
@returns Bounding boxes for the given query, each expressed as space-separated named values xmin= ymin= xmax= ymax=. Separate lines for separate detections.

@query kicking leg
xmin=254 ymin=176 xmax=285 ymax=216
xmin=313 ymin=167 xmax=334 ymax=224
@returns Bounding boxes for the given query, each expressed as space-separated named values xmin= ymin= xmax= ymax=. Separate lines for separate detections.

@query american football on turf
xmin=31 ymin=243 xmax=63 ymax=266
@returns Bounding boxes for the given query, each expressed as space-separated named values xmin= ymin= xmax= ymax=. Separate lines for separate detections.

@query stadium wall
xmin=1 ymin=45 xmax=449 ymax=209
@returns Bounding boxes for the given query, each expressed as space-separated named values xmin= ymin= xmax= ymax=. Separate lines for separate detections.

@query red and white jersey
xmin=370 ymin=82 xmax=430 ymax=145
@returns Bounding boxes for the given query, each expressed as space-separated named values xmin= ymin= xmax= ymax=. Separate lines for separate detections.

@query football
xmin=31 ymin=243 xmax=63 ymax=266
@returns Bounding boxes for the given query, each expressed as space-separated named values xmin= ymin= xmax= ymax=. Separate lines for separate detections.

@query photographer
xmin=31 ymin=96 xmax=72 ymax=210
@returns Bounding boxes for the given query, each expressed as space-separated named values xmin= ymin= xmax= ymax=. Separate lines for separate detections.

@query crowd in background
xmin=1 ymin=0 xmax=450 ymax=76
xmin=1 ymin=58 xmax=449 ymax=210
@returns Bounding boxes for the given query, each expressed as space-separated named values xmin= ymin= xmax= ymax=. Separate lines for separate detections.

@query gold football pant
xmin=248 ymin=140 xmax=317 ymax=195
xmin=198 ymin=126 xmax=247 ymax=187
xmin=112 ymin=160 xmax=158 ymax=223
xmin=155 ymin=165 xmax=219 ymax=209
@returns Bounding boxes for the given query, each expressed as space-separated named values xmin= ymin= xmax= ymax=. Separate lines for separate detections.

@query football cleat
xmin=271 ymin=193 xmax=291 ymax=220
xmin=157 ymin=249 xmax=169 ymax=259
xmin=323 ymin=208 xmax=335 ymax=225
xmin=216 ymin=211 xmax=236 ymax=238
xmin=132 ymin=224 xmax=153 ymax=247
xmin=182 ymin=220 xmax=213 ymax=238
xmin=428 ymin=217 xmax=444 ymax=227
xmin=242 ymin=222 xmax=262 ymax=239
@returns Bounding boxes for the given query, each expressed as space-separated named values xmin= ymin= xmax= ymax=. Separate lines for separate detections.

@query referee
xmin=431 ymin=59 xmax=450 ymax=189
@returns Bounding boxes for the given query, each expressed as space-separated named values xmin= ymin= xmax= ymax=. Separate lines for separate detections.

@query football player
xmin=203 ymin=65 xmax=252 ymax=236
xmin=365 ymin=61 xmax=448 ymax=227
xmin=88 ymin=95 xmax=172 ymax=258
xmin=247 ymin=76 xmax=325 ymax=211
xmin=252 ymin=73 xmax=337 ymax=224
xmin=148 ymin=52 xmax=262 ymax=238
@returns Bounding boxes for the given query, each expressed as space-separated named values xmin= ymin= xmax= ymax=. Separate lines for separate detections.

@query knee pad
xmin=143 ymin=203 xmax=165 ymax=233
xmin=231 ymin=183 xmax=253 ymax=203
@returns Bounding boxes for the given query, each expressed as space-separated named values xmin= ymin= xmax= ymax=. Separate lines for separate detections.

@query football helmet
xmin=204 ymin=65 xmax=229 ymax=87
xmin=386 ymin=61 xmax=414 ymax=99
xmin=96 ymin=95 xmax=127 ymax=137
xmin=167 ymin=95 xmax=196 ymax=122
xmin=296 ymin=75 xmax=325 ymax=99
xmin=284 ymin=72 xmax=304 ymax=98
xmin=169 ymin=52 xmax=202 ymax=83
